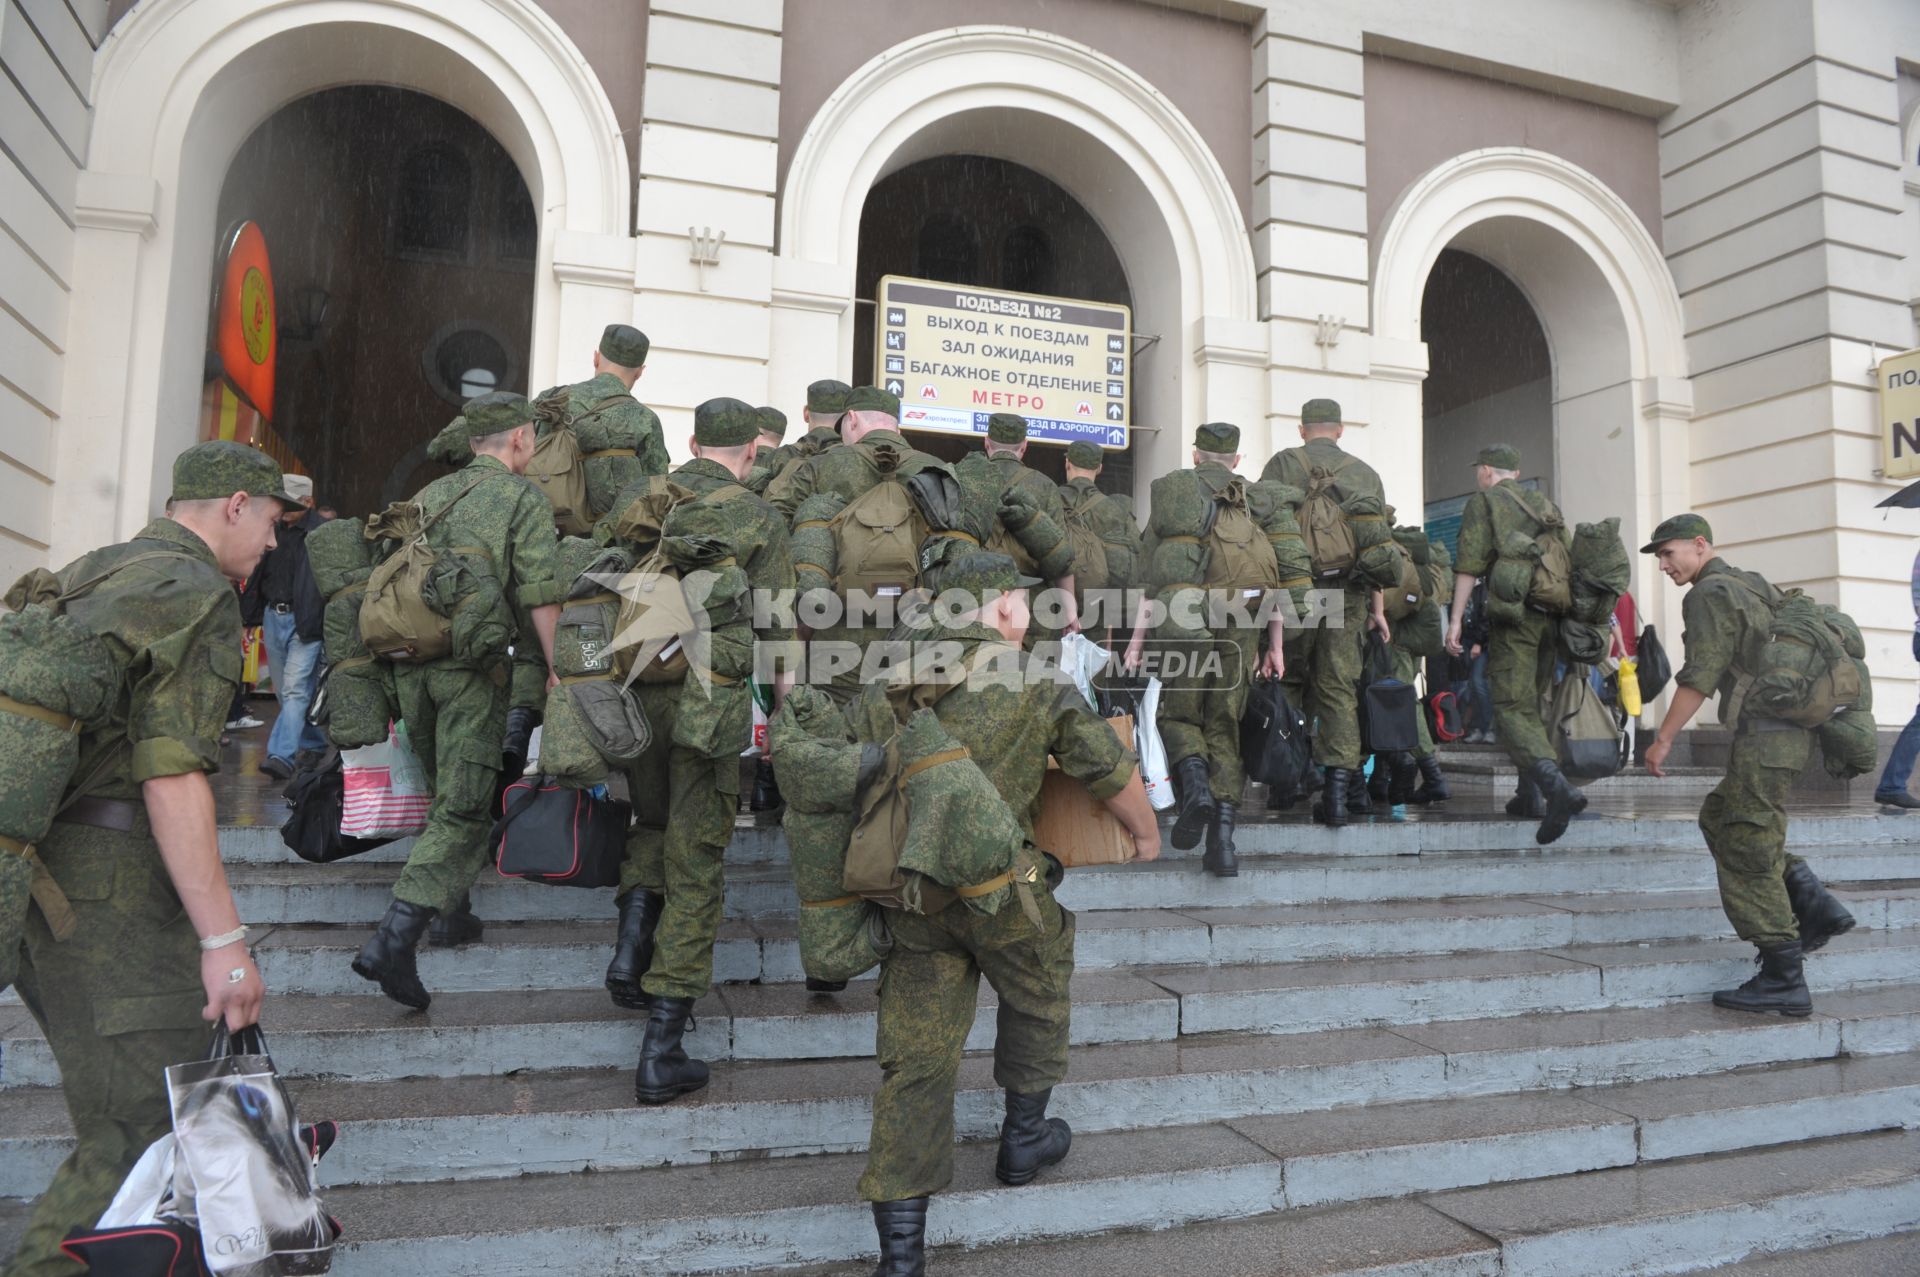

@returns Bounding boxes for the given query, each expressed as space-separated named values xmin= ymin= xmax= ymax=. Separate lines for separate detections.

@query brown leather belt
xmin=57 ymin=796 xmax=141 ymax=833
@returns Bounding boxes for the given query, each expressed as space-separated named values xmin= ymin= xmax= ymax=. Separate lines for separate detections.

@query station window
xmin=422 ymin=323 xmax=515 ymax=407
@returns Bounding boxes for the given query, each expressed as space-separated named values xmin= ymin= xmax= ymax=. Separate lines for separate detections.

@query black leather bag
xmin=1360 ymin=633 xmax=1420 ymax=755
xmin=1240 ymin=679 xmax=1312 ymax=803
xmin=491 ymin=775 xmax=630 ymax=888
xmin=1636 ymin=625 xmax=1673 ymax=703
xmin=279 ymin=748 xmax=394 ymax=864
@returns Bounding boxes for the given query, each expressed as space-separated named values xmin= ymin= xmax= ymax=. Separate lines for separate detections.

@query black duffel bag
xmin=1359 ymin=632 xmax=1421 ymax=755
xmin=491 ymin=775 xmax=630 ymax=888
xmin=279 ymin=748 xmax=395 ymax=864
xmin=1636 ymin=624 xmax=1673 ymax=703
xmin=1241 ymin=678 xmax=1312 ymax=804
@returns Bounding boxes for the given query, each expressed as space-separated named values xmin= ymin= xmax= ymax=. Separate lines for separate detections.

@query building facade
xmin=4 ymin=0 xmax=1919 ymax=720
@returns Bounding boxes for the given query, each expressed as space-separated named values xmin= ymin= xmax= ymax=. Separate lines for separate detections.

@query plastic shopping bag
xmin=164 ymin=1024 xmax=336 ymax=1275
xmin=1617 ymin=655 xmax=1642 ymax=717
xmin=1057 ymin=631 xmax=1111 ymax=709
xmin=742 ymin=681 xmax=772 ymax=758
xmin=339 ymin=723 xmax=430 ymax=840
xmin=1135 ymin=677 xmax=1175 ymax=812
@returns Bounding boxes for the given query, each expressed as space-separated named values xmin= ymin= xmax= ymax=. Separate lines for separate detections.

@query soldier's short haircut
xmin=984 ymin=439 xmax=1022 ymax=457
xmin=469 ymin=424 xmax=527 ymax=454
xmin=1194 ymin=448 xmax=1236 ymax=466
xmin=167 ymin=496 xmax=231 ymax=519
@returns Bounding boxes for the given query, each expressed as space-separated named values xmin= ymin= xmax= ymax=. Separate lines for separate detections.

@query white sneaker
xmin=226 ymin=714 xmax=265 ymax=730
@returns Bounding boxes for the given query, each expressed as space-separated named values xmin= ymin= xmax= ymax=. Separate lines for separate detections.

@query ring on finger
xmin=227 ymin=968 xmax=247 ymax=984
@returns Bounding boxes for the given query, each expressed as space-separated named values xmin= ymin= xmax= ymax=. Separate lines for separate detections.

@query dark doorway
xmin=854 ymin=154 xmax=1135 ymax=494
xmin=1420 ymin=248 xmax=1552 ymax=540
xmin=212 ymin=86 xmax=537 ymax=518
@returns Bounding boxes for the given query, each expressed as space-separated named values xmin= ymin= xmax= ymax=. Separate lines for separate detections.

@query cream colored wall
xmin=0 ymin=0 xmax=107 ymax=586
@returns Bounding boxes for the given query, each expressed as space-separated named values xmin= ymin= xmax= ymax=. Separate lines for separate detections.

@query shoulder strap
xmin=1490 ymin=482 xmax=1545 ymax=532
xmin=57 ymin=549 xmax=203 ymax=606
xmin=422 ymin=472 xmax=491 ymax=535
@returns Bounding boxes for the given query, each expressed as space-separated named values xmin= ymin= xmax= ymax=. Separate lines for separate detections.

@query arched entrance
xmin=1371 ymin=147 xmax=1692 ymax=671
xmin=773 ymin=26 xmax=1263 ymax=491
xmin=54 ymin=0 xmax=631 ymax=557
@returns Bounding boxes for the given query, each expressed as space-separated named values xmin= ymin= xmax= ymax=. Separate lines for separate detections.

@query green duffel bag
xmin=539 ymin=680 xmax=609 ymax=787
xmin=0 ymin=605 xmax=121 ymax=853
xmin=1815 ymin=705 xmax=1878 ymax=780
xmin=894 ymin=708 xmax=1026 ymax=917
xmin=797 ymin=898 xmax=893 ymax=985
xmin=1557 ymin=616 xmax=1610 ymax=666
xmin=0 ymin=849 xmax=29 ymax=991
xmin=318 ymin=566 xmax=395 ymax=750
xmin=1396 ymin=600 xmax=1446 ymax=661
xmin=306 ymin=517 xmax=370 ymax=599
xmin=790 ymin=493 xmax=846 ymax=590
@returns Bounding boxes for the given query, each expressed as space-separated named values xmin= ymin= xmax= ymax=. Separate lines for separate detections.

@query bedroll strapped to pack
xmin=306 ymin=517 xmax=391 ymax=750
xmin=1558 ymin=517 xmax=1631 ymax=665
xmin=600 ymin=480 xmax=752 ymax=685
xmin=1725 ymin=575 xmax=1866 ymax=729
xmin=360 ymin=475 xmax=510 ymax=664
xmin=1486 ymin=484 xmax=1573 ymax=622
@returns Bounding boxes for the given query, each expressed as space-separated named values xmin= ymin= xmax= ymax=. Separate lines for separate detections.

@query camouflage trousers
xmin=390 ymin=663 xmax=510 ymax=914
xmin=859 ymin=871 xmax=1075 ymax=1203
xmin=1390 ymin=645 xmax=1435 ymax=761
xmin=1700 ymin=725 xmax=1810 ymax=946
xmin=6 ymin=821 xmax=204 ymax=1277
xmin=621 ymin=685 xmax=740 ymax=1001
xmin=1280 ymin=588 xmax=1367 ymax=770
xmin=1157 ymin=625 xmax=1257 ymax=800
xmin=1488 ymin=610 xmax=1558 ymax=771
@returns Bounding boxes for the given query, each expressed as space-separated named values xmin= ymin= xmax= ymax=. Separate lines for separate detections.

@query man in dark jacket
xmin=258 ymin=473 xmax=327 ymax=778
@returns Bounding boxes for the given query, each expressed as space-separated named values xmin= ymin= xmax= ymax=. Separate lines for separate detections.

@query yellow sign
xmin=875 ymin=275 xmax=1132 ymax=449
xmin=1882 ymin=348 xmax=1920 ymax=480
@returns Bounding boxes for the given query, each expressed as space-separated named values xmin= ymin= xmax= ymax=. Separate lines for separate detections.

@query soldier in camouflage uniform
xmin=1444 ymin=444 xmax=1585 ymax=843
xmin=1126 ymin=424 xmax=1288 ymax=875
xmin=850 ymin=552 xmax=1159 ymax=1277
xmin=1058 ymin=439 xmax=1142 ymax=609
xmin=597 ymin=398 xmax=797 ymax=1104
xmin=3 ymin=442 xmax=295 ymax=1277
xmin=752 ymin=378 xmax=849 ymax=498
xmin=352 ymin=393 xmax=564 ymax=1010
xmin=954 ymin=413 xmax=1081 ymax=639
xmin=741 ymin=405 xmax=790 ymax=497
xmin=767 ymin=386 xmax=951 ymax=704
xmin=1641 ymin=515 xmax=1855 ymax=1015
xmin=535 ymin=323 xmax=671 ymax=497
xmin=1262 ymin=400 xmax=1390 ymax=828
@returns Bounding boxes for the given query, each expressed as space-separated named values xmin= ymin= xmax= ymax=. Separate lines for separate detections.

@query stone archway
xmin=1370 ymin=147 xmax=1692 ymax=668
xmin=55 ymin=0 xmax=634 ymax=555
xmin=772 ymin=25 xmax=1264 ymax=487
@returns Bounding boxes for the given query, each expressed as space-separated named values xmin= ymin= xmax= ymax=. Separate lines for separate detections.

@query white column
xmin=633 ymin=0 xmax=782 ymax=455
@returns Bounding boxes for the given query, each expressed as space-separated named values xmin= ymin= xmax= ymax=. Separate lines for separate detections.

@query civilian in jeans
xmin=259 ymin=473 xmax=327 ymax=779
xmin=1874 ymin=546 xmax=1920 ymax=810
xmin=1449 ymin=578 xmax=1495 ymax=743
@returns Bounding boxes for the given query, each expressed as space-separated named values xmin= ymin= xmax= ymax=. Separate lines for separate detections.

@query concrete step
xmin=6 ymin=994 xmax=1915 ymax=1195
xmin=211 ymin=807 xmax=1920 ymax=867
xmin=1702 ymin=1231 xmax=1920 ymax=1273
xmin=219 ymin=843 xmax=1920 ymax=925
xmin=235 ymin=885 xmax=1920 ymax=996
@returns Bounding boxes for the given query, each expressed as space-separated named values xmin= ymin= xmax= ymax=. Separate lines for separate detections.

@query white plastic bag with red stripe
xmin=339 ymin=723 xmax=430 ymax=841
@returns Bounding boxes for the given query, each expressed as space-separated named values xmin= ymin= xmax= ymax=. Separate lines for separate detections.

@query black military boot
xmin=1366 ymin=759 xmax=1391 ymax=805
xmin=633 ymin=996 xmax=710 ymax=1104
xmin=1505 ymin=772 xmax=1544 ymax=818
xmin=805 ymin=977 xmax=848 ymax=993
xmin=606 ymin=889 xmax=665 ymax=1010
xmin=870 ymin=1198 xmax=928 ymax=1277
xmin=1203 ymin=801 xmax=1239 ymax=877
xmin=1386 ymin=752 xmax=1419 ymax=806
xmin=1170 ymin=756 xmax=1216 ymax=851
xmin=994 ymin=1088 xmax=1073 ymax=1186
xmin=1346 ymin=766 xmax=1373 ymax=815
xmin=351 ymin=900 xmax=436 ymax=1011
xmin=427 ymin=893 xmax=483 ymax=949
xmin=1712 ymin=941 xmax=1812 ymax=1016
xmin=750 ymin=757 xmax=784 ymax=816
xmin=1409 ymin=756 xmax=1451 ymax=805
xmin=1783 ymin=861 xmax=1856 ymax=952
xmin=1313 ymin=768 xmax=1350 ymax=828
xmin=1530 ymin=759 xmax=1588 ymax=845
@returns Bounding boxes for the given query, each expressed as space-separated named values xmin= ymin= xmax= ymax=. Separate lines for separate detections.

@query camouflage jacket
xmin=1453 ymin=479 xmax=1570 ymax=579
xmin=409 ymin=454 xmax=564 ymax=614
xmin=1676 ymin=556 xmax=1779 ymax=706
xmin=765 ymin=428 xmax=948 ymax=522
xmin=1060 ymin=476 xmax=1143 ymax=587
xmin=750 ymin=425 xmax=840 ymax=497
xmin=847 ymin=622 xmax=1135 ymax=842
xmin=49 ymin=519 xmax=242 ymax=798
xmin=541 ymin=370 xmax=671 ymax=479
xmin=669 ymin=457 xmax=797 ymax=646
xmin=954 ymin=452 xmax=1074 ymax=580
xmin=1260 ymin=436 xmax=1385 ymax=509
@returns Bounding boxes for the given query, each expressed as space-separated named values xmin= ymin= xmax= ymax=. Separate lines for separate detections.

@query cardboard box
xmin=1033 ymin=715 xmax=1136 ymax=868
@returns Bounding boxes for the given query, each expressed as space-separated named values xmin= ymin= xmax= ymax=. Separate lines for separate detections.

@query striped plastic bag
xmin=339 ymin=723 xmax=430 ymax=840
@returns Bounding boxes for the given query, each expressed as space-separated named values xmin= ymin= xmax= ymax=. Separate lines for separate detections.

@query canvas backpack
xmin=1299 ymin=462 xmax=1358 ymax=581
xmin=358 ymin=474 xmax=493 ymax=662
xmin=527 ymin=390 xmax=639 ymax=536
xmin=1058 ymin=487 xmax=1112 ymax=594
xmin=1383 ymin=528 xmax=1429 ymax=623
xmin=1491 ymin=483 xmax=1574 ymax=615
xmin=1191 ymin=474 xmax=1281 ymax=592
xmin=1723 ymin=574 xmax=1866 ymax=729
xmin=605 ymin=479 xmax=753 ymax=684
xmin=831 ymin=442 xmax=930 ymax=598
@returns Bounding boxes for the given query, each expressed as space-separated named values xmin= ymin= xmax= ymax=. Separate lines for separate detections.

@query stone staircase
xmin=4 ymin=808 xmax=1920 ymax=1275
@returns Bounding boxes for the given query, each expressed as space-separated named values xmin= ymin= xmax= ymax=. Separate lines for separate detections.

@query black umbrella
xmin=1876 ymin=477 xmax=1920 ymax=508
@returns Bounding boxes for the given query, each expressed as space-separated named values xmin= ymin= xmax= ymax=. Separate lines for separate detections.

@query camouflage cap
xmin=694 ymin=397 xmax=762 ymax=447
xmin=1475 ymin=443 xmax=1521 ymax=470
xmin=463 ymin=391 xmax=535 ymax=436
xmin=599 ymin=323 xmax=650 ymax=368
xmin=846 ymin=385 xmax=900 ymax=418
xmin=172 ymin=439 xmax=303 ymax=507
xmin=1195 ymin=422 xmax=1240 ymax=453
xmin=755 ymin=406 xmax=788 ymax=440
xmin=1301 ymin=398 xmax=1342 ymax=426
xmin=937 ymin=551 xmax=1040 ymax=600
xmin=806 ymin=379 xmax=852 ymax=415
xmin=1640 ymin=512 xmax=1713 ymax=554
xmin=1065 ymin=440 xmax=1104 ymax=469
xmin=986 ymin=413 xmax=1028 ymax=444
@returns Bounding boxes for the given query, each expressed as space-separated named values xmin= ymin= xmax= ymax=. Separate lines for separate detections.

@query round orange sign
xmin=240 ymin=267 xmax=273 ymax=366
